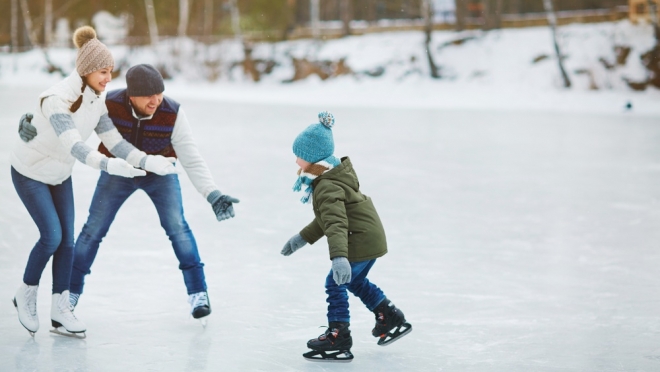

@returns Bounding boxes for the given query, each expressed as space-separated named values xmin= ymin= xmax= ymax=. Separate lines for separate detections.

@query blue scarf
xmin=293 ymin=156 xmax=341 ymax=204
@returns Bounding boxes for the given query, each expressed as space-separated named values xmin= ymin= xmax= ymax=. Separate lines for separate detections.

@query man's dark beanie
xmin=126 ymin=64 xmax=164 ymax=97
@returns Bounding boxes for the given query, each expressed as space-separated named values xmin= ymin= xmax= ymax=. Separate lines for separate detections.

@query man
xmin=19 ymin=64 xmax=238 ymax=321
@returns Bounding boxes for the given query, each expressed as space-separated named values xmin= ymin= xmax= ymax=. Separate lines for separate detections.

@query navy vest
xmin=99 ymin=89 xmax=180 ymax=158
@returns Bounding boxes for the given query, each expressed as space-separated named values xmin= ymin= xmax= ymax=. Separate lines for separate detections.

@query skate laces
xmin=24 ymin=286 xmax=38 ymax=317
xmin=57 ymin=292 xmax=78 ymax=320
xmin=188 ymin=292 xmax=209 ymax=313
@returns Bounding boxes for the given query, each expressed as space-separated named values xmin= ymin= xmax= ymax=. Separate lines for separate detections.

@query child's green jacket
xmin=299 ymin=157 xmax=388 ymax=262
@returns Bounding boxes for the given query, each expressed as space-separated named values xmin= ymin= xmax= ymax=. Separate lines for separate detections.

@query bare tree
xmin=204 ymin=0 xmax=213 ymax=40
xmin=454 ymin=0 xmax=468 ymax=31
xmin=19 ymin=0 xmax=39 ymax=47
xmin=229 ymin=0 xmax=242 ymax=40
xmin=144 ymin=0 xmax=160 ymax=46
xmin=422 ymin=0 xmax=440 ymax=78
xmin=648 ymin=0 xmax=660 ymax=42
xmin=340 ymin=0 xmax=352 ymax=37
xmin=178 ymin=0 xmax=190 ymax=37
xmin=45 ymin=0 xmax=53 ymax=47
xmin=310 ymin=0 xmax=320 ymax=39
xmin=543 ymin=0 xmax=571 ymax=88
xmin=11 ymin=0 xmax=18 ymax=52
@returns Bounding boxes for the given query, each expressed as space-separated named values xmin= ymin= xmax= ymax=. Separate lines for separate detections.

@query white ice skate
xmin=13 ymin=283 xmax=39 ymax=336
xmin=50 ymin=290 xmax=86 ymax=339
xmin=188 ymin=291 xmax=211 ymax=327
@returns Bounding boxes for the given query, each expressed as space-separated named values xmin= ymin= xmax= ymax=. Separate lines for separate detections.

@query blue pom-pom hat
xmin=292 ymin=111 xmax=335 ymax=163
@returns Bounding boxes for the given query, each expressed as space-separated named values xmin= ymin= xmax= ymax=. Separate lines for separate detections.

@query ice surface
xmin=1 ymin=84 xmax=659 ymax=371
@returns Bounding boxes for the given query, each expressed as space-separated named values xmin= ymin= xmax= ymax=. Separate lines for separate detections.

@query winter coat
xmin=10 ymin=72 xmax=133 ymax=185
xmin=299 ymin=157 xmax=388 ymax=262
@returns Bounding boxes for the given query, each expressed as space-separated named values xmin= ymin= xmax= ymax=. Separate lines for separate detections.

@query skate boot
xmin=50 ymin=290 xmax=86 ymax=338
xmin=303 ymin=322 xmax=354 ymax=362
xmin=188 ymin=292 xmax=211 ymax=326
xmin=372 ymin=298 xmax=412 ymax=346
xmin=13 ymin=283 xmax=39 ymax=336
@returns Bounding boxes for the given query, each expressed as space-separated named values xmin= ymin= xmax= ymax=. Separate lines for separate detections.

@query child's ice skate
xmin=303 ymin=322 xmax=354 ymax=362
xmin=372 ymin=298 xmax=412 ymax=346
xmin=50 ymin=291 xmax=86 ymax=339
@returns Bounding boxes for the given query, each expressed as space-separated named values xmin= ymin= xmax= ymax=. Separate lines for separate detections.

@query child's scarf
xmin=293 ymin=156 xmax=341 ymax=204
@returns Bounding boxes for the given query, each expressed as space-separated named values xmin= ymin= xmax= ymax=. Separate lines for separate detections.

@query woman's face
xmin=85 ymin=67 xmax=113 ymax=93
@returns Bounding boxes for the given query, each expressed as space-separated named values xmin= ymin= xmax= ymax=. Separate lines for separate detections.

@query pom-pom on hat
xmin=293 ymin=111 xmax=335 ymax=163
xmin=73 ymin=26 xmax=114 ymax=77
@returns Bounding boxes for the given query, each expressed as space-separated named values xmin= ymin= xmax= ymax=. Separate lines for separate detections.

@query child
xmin=281 ymin=111 xmax=412 ymax=362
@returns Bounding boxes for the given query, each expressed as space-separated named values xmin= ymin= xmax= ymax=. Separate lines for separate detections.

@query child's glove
xmin=207 ymin=190 xmax=240 ymax=221
xmin=332 ymin=257 xmax=352 ymax=285
xmin=106 ymin=158 xmax=147 ymax=178
xmin=143 ymin=155 xmax=177 ymax=175
xmin=281 ymin=234 xmax=307 ymax=256
xmin=19 ymin=113 xmax=37 ymax=142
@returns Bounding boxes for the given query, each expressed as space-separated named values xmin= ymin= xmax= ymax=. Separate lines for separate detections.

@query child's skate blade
xmin=377 ymin=322 xmax=412 ymax=346
xmin=303 ymin=349 xmax=354 ymax=362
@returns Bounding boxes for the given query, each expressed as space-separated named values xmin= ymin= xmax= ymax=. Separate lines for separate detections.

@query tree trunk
xmin=422 ymin=0 xmax=440 ymax=78
xmin=648 ymin=0 xmax=660 ymax=42
xmin=204 ymin=0 xmax=213 ymax=41
xmin=11 ymin=0 xmax=18 ymax=52
xmin=229 ymin=0 xmax=241 ymax=40
xmin=178 ymin=0 xmax=190 ymax=37
xmin=543 ymin=0 xmax=571 ymax=88
xmin=19 ymin=0 xmax=38 ymax=47
xmin=455 ymin=0 xmax=468 ymax=31
xmin=144 ymin=0 xmax=159 ymax=46
xmin=340 ymin=0 xmax=352 ymax=37
xmin=310 ymin=0 xmax=320 ymax=39
xmin=45 ymin=0 xmax=53 ymax=47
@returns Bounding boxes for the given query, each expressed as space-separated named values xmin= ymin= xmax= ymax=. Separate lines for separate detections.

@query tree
xmin=340 ymin=0 xmax=352 ymax=37
xmin=144 ymin=0 xmax=159 ymax=46
xmin=422 ymin=0 xmax=440 ymax=78
xmin=454 ymin=0 xmax=468 ymax=31
xmin=542 ymin=0 xmax=571 ymax=88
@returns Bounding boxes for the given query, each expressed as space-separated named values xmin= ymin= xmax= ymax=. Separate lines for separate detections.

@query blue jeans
xmin=11 ymin=167 xmax=75 ymax=294
xmin=70 ymin=172 xmax=206 ymax=295
xmin=325 ymin=259 xmax=386 ymax=323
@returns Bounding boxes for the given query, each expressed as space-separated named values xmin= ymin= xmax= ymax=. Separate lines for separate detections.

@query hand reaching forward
xmin=207 ymin=190 xmax=239 ymax=221
xmin=281 ymin=234 xmax=307 ymax=256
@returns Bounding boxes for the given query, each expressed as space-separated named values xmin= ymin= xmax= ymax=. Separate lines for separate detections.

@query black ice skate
xmin=372 ymin=298 xmax=412 ymax=346
xmin=303 ymin=322 xmax=354 ymax=362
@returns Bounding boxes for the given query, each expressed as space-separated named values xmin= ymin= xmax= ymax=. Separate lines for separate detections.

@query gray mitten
xmin=331 ymin=257 xmax=352 ymax=285
xmin=281 ymin=234 xmax=307 ymax=256
xmin=19 ymin=113 xmax=37 ymax=142
xmin=207 ymin=190 xmax=240 ymax=221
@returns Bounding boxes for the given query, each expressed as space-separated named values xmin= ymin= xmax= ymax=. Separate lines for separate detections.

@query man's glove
xmin=281 ymin=234 xmax=308 ymax=256
xmin=19 ymin=113 xmax=37 ymax=142
xmin=207 ymin=190 xmax=239 ymax=221
xmin=332 ymin=257 xmax=352 ymax=285
xmin=143 ymin=155 xmax=177 ymax=175
xmin=106 ymin=158 xmax=147 ymax=178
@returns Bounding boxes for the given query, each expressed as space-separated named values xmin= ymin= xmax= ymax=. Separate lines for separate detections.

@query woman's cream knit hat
xmin=73 ymin=26 xmax=114 ymax=76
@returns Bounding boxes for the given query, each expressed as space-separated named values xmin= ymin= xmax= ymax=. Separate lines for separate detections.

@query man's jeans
xmin=325 ymin=259 xmax=386 ymax=323
xmin=70 ymin=172 xmax=206 ymax=295
xmin=11 ymin=167 xmax=75 ymax=294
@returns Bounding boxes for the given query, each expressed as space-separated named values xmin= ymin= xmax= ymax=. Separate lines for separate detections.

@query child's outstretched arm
xmin=281 ymin=234 xmax=307 ymax=256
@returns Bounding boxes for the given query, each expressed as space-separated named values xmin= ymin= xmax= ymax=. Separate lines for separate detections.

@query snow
xmin=1 ymin=21 xmax=660 ymax=371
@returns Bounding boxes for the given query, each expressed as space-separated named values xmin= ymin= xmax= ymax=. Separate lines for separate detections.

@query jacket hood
xmin=313 ymin=157 xmax=359 ymax=191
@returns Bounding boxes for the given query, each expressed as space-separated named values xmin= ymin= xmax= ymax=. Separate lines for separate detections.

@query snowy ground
xmin=1 ymin=79 xmax=660 ymax=371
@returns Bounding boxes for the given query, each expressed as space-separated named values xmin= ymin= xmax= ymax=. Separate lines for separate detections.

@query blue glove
xmin=19 ymin=113 xmax=37 ymax=142
xmin=207 ymin=190 xmax=239 ymax=221
xmin=331 ymin=257 xmax=352 ymax=285
xmin=281 ymin=234 xmax=307 ymax=256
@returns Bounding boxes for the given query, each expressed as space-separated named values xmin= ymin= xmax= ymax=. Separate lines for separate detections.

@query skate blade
xmin=377 ymin=322 xmax=412 ymax=346
xmin=199 ymin=317 xmax=208 ymax=328
xmin=303 ymin=350 xmax=354 ymax=363
xmin=50 ymin=327 xmax=86 ymax=339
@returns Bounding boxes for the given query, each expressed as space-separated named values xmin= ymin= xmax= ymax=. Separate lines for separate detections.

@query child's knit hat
xmin=293 ymin=111 xmax=335 ymax=163
xmin=73 ymin=26 xmax=114 ymax=77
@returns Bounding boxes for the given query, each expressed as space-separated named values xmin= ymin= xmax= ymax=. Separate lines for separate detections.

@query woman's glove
xmin=281 ymin=234 xmax=308 ymax=256
xmin=106 ymin=158 xmax=147 ymax=178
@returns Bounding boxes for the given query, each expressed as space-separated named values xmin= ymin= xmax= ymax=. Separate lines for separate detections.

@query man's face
xmin=129 ymin=93 xmax=163 ymax=116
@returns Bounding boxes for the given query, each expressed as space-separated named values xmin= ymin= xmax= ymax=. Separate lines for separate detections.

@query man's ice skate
xmin=49 ymin=291 xmax=86 ymax=339
xmin=303 ymin=322 xmax=354 ymax=362
xmin=188 ymin=291 xmax=211 ymax=326
xmin=372 ymin=298 xmax=412 ymax=346
xmin=13 ymin=283 xmax=39 ymax=336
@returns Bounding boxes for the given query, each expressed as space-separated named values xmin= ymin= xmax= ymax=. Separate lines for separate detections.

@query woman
xmin=10 ymin=26 xmax=176 ymax=337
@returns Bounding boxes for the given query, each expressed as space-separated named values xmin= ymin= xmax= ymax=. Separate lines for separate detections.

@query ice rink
xmin=0 ymin=85 xmax=659 ymax=371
